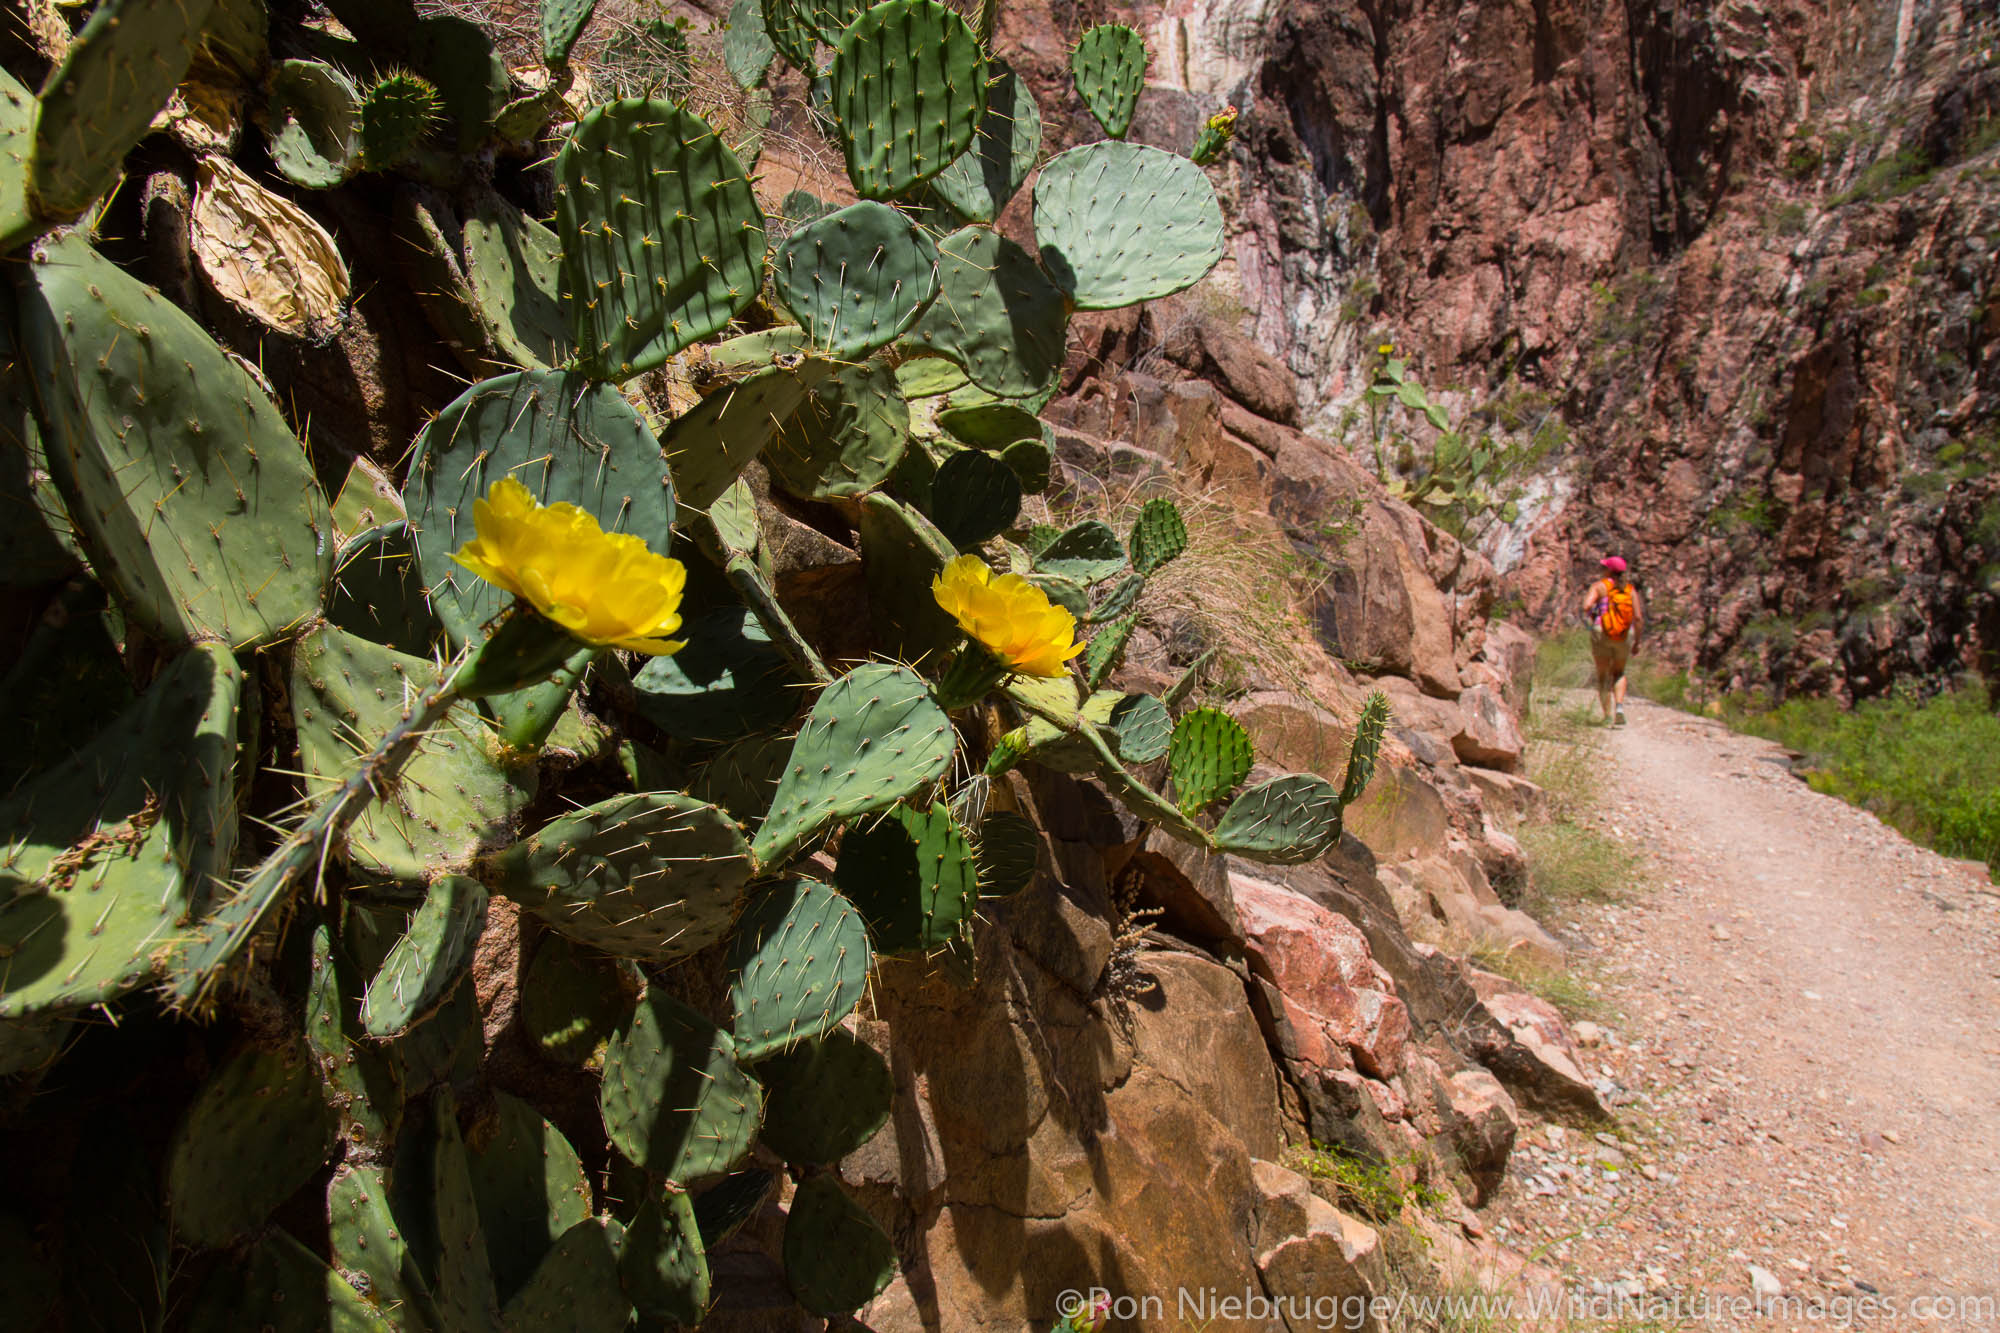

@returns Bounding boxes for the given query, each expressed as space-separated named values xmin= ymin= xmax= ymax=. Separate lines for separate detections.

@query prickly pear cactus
xmin=1070 ymin=24 xmax=1147 ymax=140
xmin=827 ymin=0 xmax=987 ymax=199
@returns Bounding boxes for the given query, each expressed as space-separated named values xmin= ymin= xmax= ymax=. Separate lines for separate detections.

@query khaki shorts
xmin=1590 ymin=630 xmax=1631 ymax=677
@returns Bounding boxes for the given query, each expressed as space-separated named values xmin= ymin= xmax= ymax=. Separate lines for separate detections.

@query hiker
xmin=1580 ymin=556 xmax=1642 ymax=725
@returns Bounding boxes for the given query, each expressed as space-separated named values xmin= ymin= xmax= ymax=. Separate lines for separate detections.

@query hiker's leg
xmin=1591 ymin=641 xmax=1615 ymax=719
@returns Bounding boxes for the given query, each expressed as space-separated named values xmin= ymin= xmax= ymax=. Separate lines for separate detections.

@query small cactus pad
xmin=541 ymin=0 xmax=599 ymax=65
xmin=1035 ymin=520 xmax=1128 ymax=585
xmin=724 ymin=0 xmax=777 ymax=88
xmin=936 ymin=401 xmax=1042 ymax=449
xmin=1070 ymin=24 xmax=1147 ymax=139
xmin=691 ymin=732 xmax=794 ymax=825
xmin=18 ymin=235 xmax=331 ymax=647
xmin=1084 ymin=611 xmax=1136 ymax=688
xmin=659 ymin=359 xmax=836 ymax=511
xmin=501 ymin=1217 xmax=629 ymax=1332
xmin=1167 ymin=707 xmax=1254 ymax=814
xmin=761 ymin=0 xmax=817 ymax=70
xmin=305 ymin=924 xmax=404 ymax=1148
xmin=359 ymin=73 xmax=441 ymax=170
xmin=1002 ymin=435 xmax=1054 ymax=492
xmin=30 ymin=0 xmax=214 ymax=225
xmin=726 ymin=879 xmax=872 ymax=1060
xmin=751 ymin=662 xmax=957 ymax=867
xmin=633 ymin=606 xmax=799 ymax=743
xmin=1090 ymin=573 xmax=1145 ymax=623
xmin=1213 ymin=774 xmax=1346 ymax=864
xmin=834 ymin=803 xmax=977 ymax=953
xmin=187 ymin=1229 xmax=393 ymax=1333
xmin=465 ymin=1092 xmax=592 ymax=1304
xmin=521 ymin=932 xmax=641 ymax=1064
xmin=857 ymin=492 xmax=961 ymax=666
xmin=1108 ymin=692 xmax=1172 ymax=763
xmin=601 ymin=988 xmax=763 ymax=1180
xmin=328 ymin=1163 xmax=439 ymax=1328
xmin=408 ymin=15 xmax=511 ymax=153
xmin=266 ymin=59 xmax=362 ymax=188
xmin=764 ymin=359 xmax=912 ymax=501
xmin=782 ymin=1175 xmax=898 ymax=1314
xmin=291 ymin=626 xmax=532 ymax=882
xmin=1033 ymin=142 xmax=1225 ymax=309
xmin=976 ymin=809 xmax=1039 ymax=896
xmin=425 ymin=1090 xmax=505 ymax=1330
xmin=802 ymin=0 xmax=877 ymax=43
xmin=166 ymin=1042 xmax=334 ymax=1248
xmin=906 ymin=227 xmax=1066 ymax=397
xmin=758 ymin=1029 xmax=893 ymax=1163
xmin=620 ymin=1190 xmax=710 ymax=1324
xmin=557 ymin=99 xmax=766 ymax=381
xmin=930 ymin=60 xmax=1042 ymax=223
xmin=1128 ymin=496 xmax=1189 ymax=575
xmin=0 ymin=643 xmax=241 ymax=1018
xmin=361 ymin=875 xmax=490 ymax=1037
xmin=1341 ymin=691 xmax=1392 ymax=806
xmin=325 ymin=523 xmax=445 ymax=658
xmin=773 ymin=200 xmax=941 ymax=360
xmin=488 ymin=792 xmax=752 ymax=963
xmin=0 ymin=70 xmax=34 ymax=249
xmin=462 ymin=187 xmax=569 ymax=370
xmin=930 ymin=448 xmax=1022 ymax=550
xmin=828 ymin=0 xmax=987 ymax=199
xmin=405 ymin=368 xmax=673 ymax=648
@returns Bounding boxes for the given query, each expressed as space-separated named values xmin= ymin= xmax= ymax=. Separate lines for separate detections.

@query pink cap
xmin=1600 ymin=556 xmax=1627 ymax=572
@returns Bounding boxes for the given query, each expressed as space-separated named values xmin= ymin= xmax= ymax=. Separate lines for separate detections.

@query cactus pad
xmin=1033 ymin=142 xmax=1225 ymax=308
xmin=620 ymin=1191 xmax=709 ymax=1324
xmin=359 ymin=73 xmax=440 ymax=170
xmin=1035 ymin=520 xmax=1128 ymax=585
xmin=834 ymin=802 xmax=977 ymax=953
xmin=1108 ymin=692 xmax=1172 ymax=763
xmin=267 ymin=59 xmax=362 ymax=188
xmin=1084 ymin=611 xmax=1135 ymax=688
xmin=633 ymin=606 xmax=799 ymax=742
xmin=361 ymin=875 xmax=489 ymax=1037
xmin=906 ymin=227 xmax=1066 ymax=397
xmin=1341 ymin=691 xmax=1391 ymax=806
xmin=423 ymin=1090 xmax=505 ymax=1330
xmin=857 ymin=492 xmax=961 ymax=667
xmin=764 ymin=359 xmax=912 ymax=501
xmin=1070 ymin=24 xmax=1147 ymax=139
xmin=557 ymin=100 xmax=765 ymax=381
xmin=166 ymin=1042 xmax=334 ymax=1248
xmin=328 ymin=1163 xmax=438 ymax=1328
xmin=1002 ymin=435 xmax=1054 ymax=492
xmin=1128 ymin=496 xmax=1189 ymax=575
xmin=466 ymin=1092 xmax=592 ymax=1303
xmin=541 ymin=0 xmax=599 ymax=64
xmin=726 ymin=878 xmax=871 ymax=1059
xmin=762 ymin=0 xmax=818 ymax=70
xmin=976 ymin=809 xmax=1039 ymax=896
xmin=19 ymin=236 xmax=330 ymax=646
xmin=1213 ymin=774 xmax=1346 ymax=864
xmin=521 ymin=931 xmax=640 ymax=1064
xmin=462 ymin=188 xmax=569 ymax=370
xmin=691 ymin=732 xmax=793 ymax=825
xmin=601 ymin=988 xmax=763 ymax=1180
xmin=751 ymin=662 xmax=957 ymax=867
xmin=758 ymin=1029 xmax=893 ymax=1163
xmin=931 ymin=60 xmax=1042 ymax=223
xmin=930 ymin=448 xmax=1022 ymax=549
xmin=936 ymin=402 xmax=1042 ymax=449
xmin=488 ymin=792 xmax=752 ymax=963
xmin=774 ymin=200 xmax=940 ymax=361
xmin=188 ymin=1229 xmax=393 ymax=1333
xmin=659 ymin=359 xmax=835 ymax=511
xmin=783 ymin=1175 xmax=897 ymax=1314
xmin=828 ymin=0 xmax=987 ymax=199
xmin=306 ymin=923 xmax=404 ymax=1147
xmin=1167 ymin=707 xmax=1254 ymax=814
xmin=501 ymin=1217 xmax=628 ymax=1332
xmin=725 ymin=0 xmax=777 ymax=88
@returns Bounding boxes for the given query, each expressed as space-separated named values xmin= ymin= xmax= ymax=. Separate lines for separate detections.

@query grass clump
xmin=1290 ymin=1142 xmax=1452 ymax=1221
xmin=1469 ymin=943 xmax=1609 ymax=1020
xmin=1723 ymin=680 xmax=2000 ymax=876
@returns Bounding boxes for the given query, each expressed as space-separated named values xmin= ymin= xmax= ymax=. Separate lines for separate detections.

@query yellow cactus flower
xmin=452 ymin=476 xmax=687 ymax=656
xmin=931 ymin=554 xmax=1083 ymax=678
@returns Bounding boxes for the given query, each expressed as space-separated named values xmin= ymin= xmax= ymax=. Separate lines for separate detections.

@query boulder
xmin=1233 ymin=874 xmax=1410 ymax=1079
xmin=1343 ymin=763 xmax=1451 ymax=862
xmin=1460 ymin=767 xmax=1549 ymax=830
xmin=1440 ymin=1069 xmax=1521 ymax=1203
xmin=1130 ymin=952 xmax=1286 ymax=1159
xmin=1451 ymin=683 xmax=1525 ymax=771
xmin=1124 ymin=837 xmax=1243 ymax=953
xmin=1463 ymin=970 xmax=1610 ymax=1120
xmin=1248 ymin=1160 xmax=1387 ymax=1333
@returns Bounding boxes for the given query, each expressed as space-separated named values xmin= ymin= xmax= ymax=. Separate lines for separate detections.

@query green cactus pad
xmin=0 ymin=643 xmax=242 ymax=1018
xmin=328 ymin=1163 xmax=439 ymax=1328
xmin=361 ymin=875 xmax=489 ymax=1037
xmin=0 ymin=1013 xmax=67 ymax=1077
xmin=1128 ymin=496 xmax=1189 ymax=575
xmin=895 ymin=354 xmax=970 ymax=399
xmin=1033 ymin=142 xmax=1225 ymax=309
xmin=1108 ymin=692 xmax=1171 ymax=763
xmin=408 ymin=15 xmax=510 ymax=153
xmin=857 ymin=492 xmax=961 ymax=667
xmin=521 ymin=932 xmax=640 ymax=1064
xmin=774 ymin=201 xmax=941 ymax=360
xmin=1084 ymin=611 xmax=1135 ymax=688
xmin=601 ymin=988 xmax=763 ymax=1180
xmin=29 ymin=0 xmax=214 ymax=225
xmin=930 ymin=60 xmax=1042 ymax=223
xmin=557 ymin=99 xmax=766 ymax=382
xmin=976 ymin=809 xmax=1039 ymax=896
xmin=659 ymin=359 xmax=836 ymax=511
xmin=18 ymin=236 xmax=330 ymax=647
xmin=930 ymin=448 xmax=1022 ymax=549
xmin=1026 ymin=572 xmax=1086 ymax=620
xmin=502 ymin=1217 xmax=629 ymax=1332
xmin=267 ymin=59 xmax=363 ymax=188
xmin=306 ymin=923 xmax=404 ymax=1147
xmin=1341 ymin=691 xmax=1391 ymax=806
xmin=726 ymin=879 xmax=871 ymax=1060
xmin=620 ymin=1191 xmax=710 ymax=1324
xmin=405 ymin=368 xmax=673 ymax=648
xmin=166 ymin=1042 xmax=334 ymax=1248
xmin=764 ymin=359 xmax=912 ymax=501
xmin=828 ymin=0 xmax=987 ymax=199
xmin=1070 ymin=24 xmax=1147 ymax=139
xmin=1035 ymin=520 xmax=1128 ymax=585
xmin=759 ymin=1029 xmax=893 ymax=1163
xmin=783 ymin=1175 xmax=897 ymax=1314
xmin=424 ymin=1090 xmax=504 ymax=1330
xmin=541 ymin=0 xmax=599 ymax=64
xmin=1214 ymin=774 xmax=1346 ymax=864
xmin=751 ymin=662 xmax=957 ymax=867
xmin=489 ymin=792 xmax=752 ymax=963
xmin=936 ymin=402 xmax=1042 ymax=449
xmin=632 ymin=606 xmax=799 ymax=742
xmin=762 ymin=0 xmax=818 ymax=70
xmin=466 ymin=1092 xmax=592 ymax=1303
xmin=292 ymin=626 xmax=531 ymax=882
xmin=0 ymin=70 xmax=34 ymax=250
xmin=690 ymin=732 xmax=793 ymax=825
xmin=462 ymin=188 xmax=569 ymax=370
xmin=906 ymin=227 xmax=1067 ymax=397
xmin=834 ymin=803 xmax=977 ymax=953
xmin=801 ymin=0 xmax=881 ymax=43
xmin=725 ymin=0 xmax=777 ymax=88
xmin=1089 ymin=573 xmax=1145 ymax=623
xmin=188 ymin=1229 xmax=393 ymax=1333
xmin=359 ymin=72 xmax=441 ymax=170
xmin=1168 ymin=706 xmax=1254 ymax=814
xmin=1002 ymin=435 xmax=1054 ymax=492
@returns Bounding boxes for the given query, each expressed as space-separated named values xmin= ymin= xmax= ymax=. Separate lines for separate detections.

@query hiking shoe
xmin=1615 ymin=708 xmax=1628 ymax=727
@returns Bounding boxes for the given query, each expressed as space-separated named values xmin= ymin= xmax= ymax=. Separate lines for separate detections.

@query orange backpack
xmin=1593 ymin=578 xmax=1636 ymax=639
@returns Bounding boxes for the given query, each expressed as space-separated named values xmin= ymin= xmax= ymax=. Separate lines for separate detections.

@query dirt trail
xmin=1491 ymin=698 xmax=2000 ymax=1328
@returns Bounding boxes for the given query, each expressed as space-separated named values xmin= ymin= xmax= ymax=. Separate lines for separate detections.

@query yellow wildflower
xmin=452 ymin=476 xmax=687 ymax=656
xmin=1377 ymin=343 xmax=1395 ymax=356
xmin=931 ymin=554 xmax=1082 ymax=678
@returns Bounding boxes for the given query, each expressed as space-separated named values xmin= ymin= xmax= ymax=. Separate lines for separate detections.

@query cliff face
xmin=1084 ymin=0 xmax=2000 ymax=699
